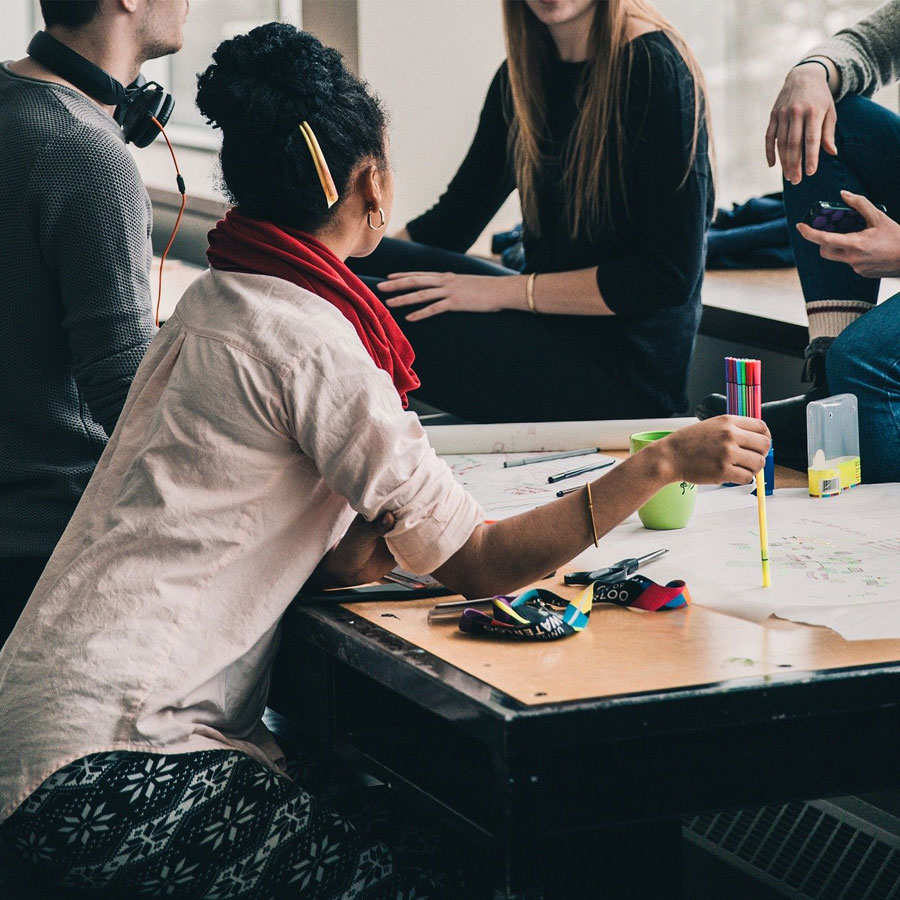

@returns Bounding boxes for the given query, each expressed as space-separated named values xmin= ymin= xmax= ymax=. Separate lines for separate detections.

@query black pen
xmin=547 ymin=459 xmax=615 ymax=484
xmin=555 ymin=485 xmax=583 ymax=497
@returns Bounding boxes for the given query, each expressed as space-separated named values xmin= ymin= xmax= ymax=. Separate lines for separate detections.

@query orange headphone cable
xmin=151 ymin=116 xmax=187 ymax=328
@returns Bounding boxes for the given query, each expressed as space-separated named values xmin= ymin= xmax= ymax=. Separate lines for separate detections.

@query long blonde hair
xmin=502 ymin=0 xmax=710 ymax=239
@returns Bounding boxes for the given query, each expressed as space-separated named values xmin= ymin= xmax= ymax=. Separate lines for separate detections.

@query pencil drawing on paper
xmin=442 ymin=452 xmax=618 ymax=517
xmin=727 ymin=517 xmax=897 ymax=598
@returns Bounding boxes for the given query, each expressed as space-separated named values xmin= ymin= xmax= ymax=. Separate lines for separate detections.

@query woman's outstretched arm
xmin=305 ymin=415 xmax=769 ymax=599
xmin=434 ymin=416 xmax=770 ymax=599
xmin=285 ymin=331 xmax=769 ymax=600
xmin=379 ymin=267 xmax=612 ymax=321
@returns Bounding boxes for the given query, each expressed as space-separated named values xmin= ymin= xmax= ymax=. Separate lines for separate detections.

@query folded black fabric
xmin=706 ymin=192 xmax=795 ymax=269
xmin=712 ymin=192 xmax=785 ymax=227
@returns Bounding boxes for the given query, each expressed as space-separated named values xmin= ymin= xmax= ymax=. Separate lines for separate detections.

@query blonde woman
xmin=351 ymin=0 xmax=712 ymax=423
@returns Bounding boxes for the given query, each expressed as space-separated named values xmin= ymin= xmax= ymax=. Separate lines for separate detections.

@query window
xmin=655 ymin=0 xmax=894 ymax=205
xmin=147 ymin=0 xmax=300 ymax=149
xmin=8 ymin=1 xmax=894 ymax=213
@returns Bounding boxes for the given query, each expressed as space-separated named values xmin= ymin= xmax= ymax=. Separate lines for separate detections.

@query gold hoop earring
xmin=366 ymin=207 xmax=385 ymax=230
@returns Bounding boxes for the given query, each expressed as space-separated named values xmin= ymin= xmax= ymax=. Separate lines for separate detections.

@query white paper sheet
xmin=426 ymin=418 xmax=695 ymax=454
xmin=562 ymin=486 xmax=900 ymax=640
xmin=435 ymin=421 xmax=900 ymax=640
xmin=441 ymin=451 xmax=619 ymax=518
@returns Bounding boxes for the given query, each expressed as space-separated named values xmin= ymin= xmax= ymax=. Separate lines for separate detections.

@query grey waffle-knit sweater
xmin=0 ymin=63 xmax=155 ymax=558
xmin=807 ymin=0 xmax=900 ymax=100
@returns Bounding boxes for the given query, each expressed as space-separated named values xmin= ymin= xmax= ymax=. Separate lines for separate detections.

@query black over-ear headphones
xmin=27 ymin=31 xmax=174 ymax=148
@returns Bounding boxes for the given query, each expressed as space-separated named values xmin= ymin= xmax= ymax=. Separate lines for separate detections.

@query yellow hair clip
xmin=298 ymin=120 xmax=339 ymax=209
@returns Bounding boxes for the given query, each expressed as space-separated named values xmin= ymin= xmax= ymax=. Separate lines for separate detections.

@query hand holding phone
xmin=797 ymin=192 xmax=900 ymax=279
xmin=804 ymin=200 xmax=887 ymax=234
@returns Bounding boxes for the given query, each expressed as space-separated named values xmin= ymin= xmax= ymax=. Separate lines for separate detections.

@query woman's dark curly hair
xmin=196 ymin=23 xmax=386 ymax=232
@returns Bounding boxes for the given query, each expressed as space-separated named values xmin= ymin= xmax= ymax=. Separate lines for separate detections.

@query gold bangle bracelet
xmin=585 ymin=482 xmax=599 ymax=547
xmin=525 ymin=272 xmax=538 ymax=314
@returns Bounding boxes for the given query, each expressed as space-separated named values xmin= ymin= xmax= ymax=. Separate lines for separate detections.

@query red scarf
xmin=207 ymin=209 xmax=419 ymax=407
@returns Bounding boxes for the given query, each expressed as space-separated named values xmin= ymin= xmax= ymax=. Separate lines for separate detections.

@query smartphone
xmin=803 ymin=200 xmax=887 ymax=234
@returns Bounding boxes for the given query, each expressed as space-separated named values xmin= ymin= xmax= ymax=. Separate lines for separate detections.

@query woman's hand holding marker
xmin=653 ymin=416 xmax=772 ymax=486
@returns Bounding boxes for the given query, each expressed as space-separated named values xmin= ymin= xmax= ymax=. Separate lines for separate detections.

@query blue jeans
xmin=783 ymin=94 xmax=900 ymax=304
xmin=783 ymin=95 xmax=900 ymax=481
xmin=827 ymin=298 xmax=900 ymax=482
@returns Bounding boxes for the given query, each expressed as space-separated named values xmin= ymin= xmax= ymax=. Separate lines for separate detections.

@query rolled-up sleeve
xmin=280 ymin=332 xmax=484 ymax=574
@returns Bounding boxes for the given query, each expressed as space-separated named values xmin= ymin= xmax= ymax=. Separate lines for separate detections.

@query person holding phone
xmin=697 ymin=1 xmax=900 ymax=480
xmin=0 ymin=24 xmax=770 ymax=897
xmin=350 ymin=0 xmax=713 ymax=423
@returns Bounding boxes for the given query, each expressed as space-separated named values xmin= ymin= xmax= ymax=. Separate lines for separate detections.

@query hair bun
xmin=196 ymin=23 xmax=343 ymax=136
xmin=196 ymin=21 xmax=386 ymax=234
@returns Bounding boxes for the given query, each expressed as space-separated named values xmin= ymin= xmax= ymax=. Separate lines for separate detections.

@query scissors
xmin=563 ymin=548 xmax=668 ymax=586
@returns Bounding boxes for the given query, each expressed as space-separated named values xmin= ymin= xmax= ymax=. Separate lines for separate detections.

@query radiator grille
xmin=684 ymin=799 xmax=900 ymax=899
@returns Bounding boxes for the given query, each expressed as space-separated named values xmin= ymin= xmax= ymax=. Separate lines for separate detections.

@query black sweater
xmin=406 ymin=32 xmax=714 ymax=415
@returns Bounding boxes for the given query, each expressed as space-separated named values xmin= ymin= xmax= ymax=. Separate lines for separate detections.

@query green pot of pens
xmin=629 ymin=431 xmax=696 ymax=530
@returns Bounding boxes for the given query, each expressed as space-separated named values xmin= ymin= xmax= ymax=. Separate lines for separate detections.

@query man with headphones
xmin=0 ymin=0 xmax=188 ymax=640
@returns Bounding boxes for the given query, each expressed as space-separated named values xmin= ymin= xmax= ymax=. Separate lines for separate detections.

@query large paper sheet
xmin=435 ymin=421 xmax=900 ymax=640
xmin=441 ymin=451 xmax=619 ymax=518
xmin=562 ymin=485 xmax=900 ymax=641
xmin=426 ymin=418 xmax=695 ymax=454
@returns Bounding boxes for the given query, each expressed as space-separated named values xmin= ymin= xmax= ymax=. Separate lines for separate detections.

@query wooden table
xmin=270 ymin=470 xmax=900 ymax=899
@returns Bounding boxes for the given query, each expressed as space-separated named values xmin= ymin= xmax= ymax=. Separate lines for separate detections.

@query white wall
xmin=0 ymin=1 xmax=33 ymax=61
xmin=357 ymin=0 xmax=521 ymax=253
xmin=132 ymin=0 xmax=522 ymax=255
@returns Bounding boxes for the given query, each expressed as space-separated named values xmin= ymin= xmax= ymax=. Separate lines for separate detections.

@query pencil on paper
xmin=756 ymin=469 xmax=771 ymax=587
xmin=502 ymin=447 xmax=599 ymax=468
xmin=547 ymin=459 xmax=615 ymax=484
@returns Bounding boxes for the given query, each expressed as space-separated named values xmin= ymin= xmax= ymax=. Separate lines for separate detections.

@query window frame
xmin=25 ymin=0 xmax=301 ymax=152
xmin=150 ymin=0 xmax=302 ymax=151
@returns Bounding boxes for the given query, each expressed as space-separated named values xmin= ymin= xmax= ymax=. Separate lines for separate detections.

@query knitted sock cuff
xmin=806 ymin=299 xmax=874 ymax=341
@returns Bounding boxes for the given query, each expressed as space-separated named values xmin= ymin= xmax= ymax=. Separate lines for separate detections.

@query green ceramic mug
xmin=629 ymin=430 xmax=697 ymax=530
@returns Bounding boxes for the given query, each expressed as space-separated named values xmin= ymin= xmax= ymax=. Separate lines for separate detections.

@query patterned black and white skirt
xmin=0 ymin=746 xmax=471 ymax=899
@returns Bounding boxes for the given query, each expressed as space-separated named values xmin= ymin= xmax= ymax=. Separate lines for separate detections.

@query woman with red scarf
xmin=0 ymin=24 xmax=769 ymax=899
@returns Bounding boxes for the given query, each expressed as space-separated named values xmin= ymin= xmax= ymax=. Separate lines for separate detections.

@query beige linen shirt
xmin=0 ymin=269 xmax=483 ymax=823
